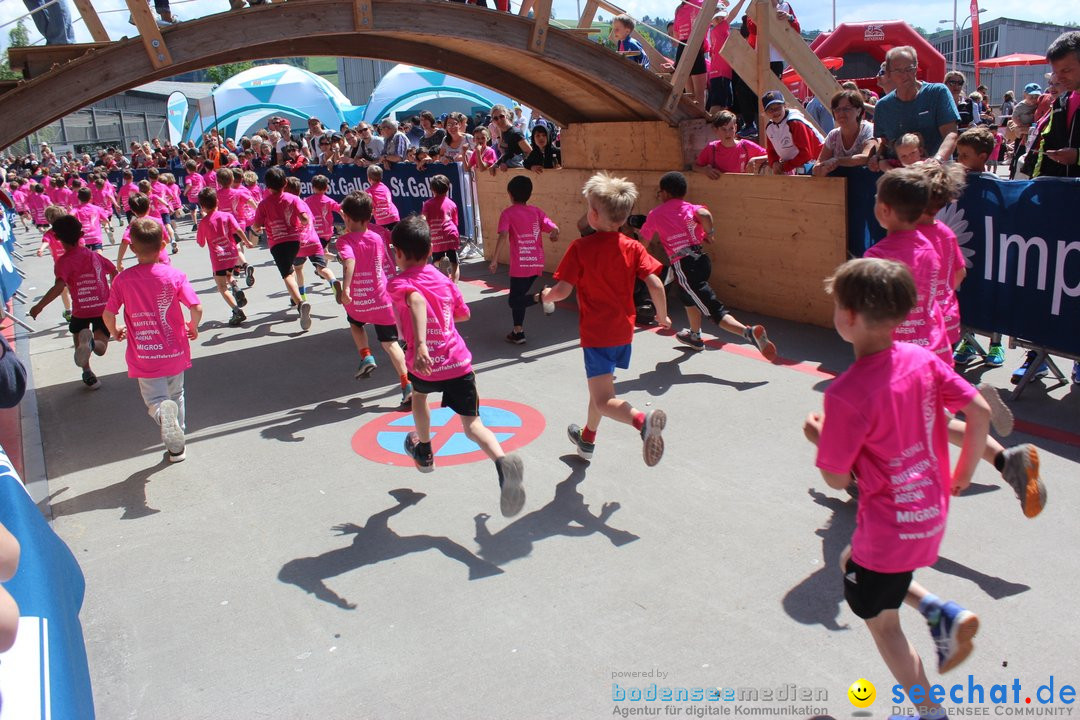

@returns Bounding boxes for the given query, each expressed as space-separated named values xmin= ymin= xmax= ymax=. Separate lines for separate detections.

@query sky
xmin=0 ymin=0 xmax=1068 ymax=51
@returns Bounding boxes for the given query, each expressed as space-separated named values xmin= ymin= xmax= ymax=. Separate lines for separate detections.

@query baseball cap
xmin=761 ymin=90 xmax=784 ymax=108
xmin=1024 ymin=83 xmax=1042 ymax=95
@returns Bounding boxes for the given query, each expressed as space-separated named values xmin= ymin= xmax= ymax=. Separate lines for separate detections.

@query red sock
xmin=581 ymin=426 xmax=596 ymax=443
xmin=631 ymin=411 xmax=646 ymax=431
xmin=400 ymin=374 xmax=409 ymax=387
xmin=360 ymin=348 xmax=372 ymax=359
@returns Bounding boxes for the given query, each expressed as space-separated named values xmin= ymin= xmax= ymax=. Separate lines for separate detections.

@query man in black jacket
xmin=1032 ymin=31 xmax=1080 ymax=178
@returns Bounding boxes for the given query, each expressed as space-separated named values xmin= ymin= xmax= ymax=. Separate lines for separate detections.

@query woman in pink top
xmin=693 ymin=111 xmax=767 ymax=177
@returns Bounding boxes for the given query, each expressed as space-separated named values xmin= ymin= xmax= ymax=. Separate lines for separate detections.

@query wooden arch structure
xmin=0 ymin=0 xmax=708 ymax=149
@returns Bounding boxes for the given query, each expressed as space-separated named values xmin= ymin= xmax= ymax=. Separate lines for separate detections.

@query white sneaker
xmin=158 ymin=399 xmax=185 ymax=456
xmin=73 ymin=328 xmax=94 ymax=368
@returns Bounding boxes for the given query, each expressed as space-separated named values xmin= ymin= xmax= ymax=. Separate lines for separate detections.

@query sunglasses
xmin=492 ymin=114 xmax=507 ymax=120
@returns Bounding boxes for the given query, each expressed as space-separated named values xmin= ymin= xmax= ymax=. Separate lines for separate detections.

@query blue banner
xmin=0 ymin=205 xmax=23 ymax=304
xmin=0 ymin=452 xmax=94 ymax=719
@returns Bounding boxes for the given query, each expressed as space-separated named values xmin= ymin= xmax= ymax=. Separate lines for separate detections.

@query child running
xmin=251 ymin=167 xmax=313 ymax=330
xmin=488 ymin=175 xmax=560 ymax=344
xmin=386 ymin=215 xmax=525 ymax=517
xmin=183 ymin=160 xmax=205 ymax=229
xmin=367 ymin=164 xmax=400 ymax=233
xmin=640 ymin=171 xmax=777 ymax=359
xmin=35 ymin=205 xmax=73 ymax=320
xmin=337 ymin=191 xmax=412 ymax=407
xmin=422 ymin=175 xmax=461 ymax=282
xmin=71 ymin=187 xmax=112 ymax=253
xmin=804 ymin=257 xmax=990 ymax=717
xmin=195 ymin=187 xmax=252 ymax=327
xmin=29 ymin=214 xmax=117 ymax=389
xmin=116 ymin=194 xmax=171 ymax=271
xmin=103 ymin=219 xmax=203 ymax=463
xmin=284 ymin=176 xmax=342 ymax=304
xmin=304 ymin=175 xmax=342 ymax=258
xmin=540 ymin=172 xmax=671 ymax=466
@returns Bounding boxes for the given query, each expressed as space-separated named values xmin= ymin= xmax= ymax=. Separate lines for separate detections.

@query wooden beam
xmin=528 ymin=0 xmax=553 ymax=53
xmin=123 ymin=0 xmax=173 ymax=70
xmin=755 ymin=0 xmax=769 ymax=136
xmin=71 ymin=0 xmax=110 ymax=42
xmin=768 ymin=11 xmax=841 ymax=107
xmin=353 ymin=0 xmax=373 ymax=30
xmin=631 ymin=29 xmax=666 ymax=69
xmin=518 ymin=0 xmax=533 ymax=16
xmin=576 ymin=0 xmax=597 ymax=27
xmin=6 ymin=42 xmax=111 ymax=79
xmin=664 ymin=0 xmax=717 ymax=113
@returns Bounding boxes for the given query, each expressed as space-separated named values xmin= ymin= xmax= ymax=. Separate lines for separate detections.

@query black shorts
xmin=270 ymin=241 xmax=301 ymax=277
xmin=161 ymin=212 xmax=172 ymax=225
xmin=293 ymin=253 xmax=327 ymax=270
xmin=670 ymin=251 xmax=729 ymax=322
xmin=347 ymin=317 xmax=398 ymax=342
xmin=431 ymin=249 xmax=458 ymax=264
xmin=843 ymin=557 xmax=913 ymax=620
xmin=408 ymin=370 xmax=479 ymax=417
xmin=708 ymin=76 xmax=734 ymax=109
xmin=213 ymin=266 xmax=241 ymax=277
xmin=675 ymin=41 xmax=707 ymax=76
xmin=69 ymin=315 xmax=108 ymax=337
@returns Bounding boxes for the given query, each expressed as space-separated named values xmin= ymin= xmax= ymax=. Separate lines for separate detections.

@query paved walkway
xmin=15 ymin=218 xmax=1080 ymax=720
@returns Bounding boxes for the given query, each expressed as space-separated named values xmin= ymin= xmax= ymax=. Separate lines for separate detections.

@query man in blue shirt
xmin=870 ymin=46 xmax=960 ymax=166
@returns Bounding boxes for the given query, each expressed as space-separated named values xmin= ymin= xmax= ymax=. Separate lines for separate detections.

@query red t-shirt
xmin=553 ymin=232 xmax=662 ymax=348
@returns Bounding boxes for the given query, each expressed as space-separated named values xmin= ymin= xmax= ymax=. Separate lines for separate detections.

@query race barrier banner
xmin=0 ymin=450 xmax=95 ymax=719
xmin=0 ymin=204 xmax=23 ymax=304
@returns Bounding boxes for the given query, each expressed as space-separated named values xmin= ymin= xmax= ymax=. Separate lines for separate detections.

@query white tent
xmin=362 ymin=65 xmax=525 ymax=123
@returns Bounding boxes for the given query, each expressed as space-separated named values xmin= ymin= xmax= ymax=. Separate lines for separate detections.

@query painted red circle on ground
xmin=351 ymin=399 xmax=546 ymax=468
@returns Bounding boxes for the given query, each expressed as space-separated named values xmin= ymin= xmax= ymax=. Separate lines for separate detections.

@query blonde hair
xmin=897 ymin=133 xmax=923 ymax=150
xmin=582 ymin=172 xmax=638 ymax=225
xmin=913 ymin=160 xmax=966 ymax=213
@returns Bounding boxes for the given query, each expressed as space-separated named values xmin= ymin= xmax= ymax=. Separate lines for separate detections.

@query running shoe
xmin=404 ymin=431 xmax=434 ymax=473
xmin=676 ymin=329 xmax=704 ymax=352
xmin=355 ymin=355 xmax=377 ymax=379
xmin=62 ymin=309 xmax=72 ymax=322
xmin=567 ymin=424 xmax=595 ymax=460
xmin=73 ymin=328 xmax=95 ymax=368
xmin=745 ymin=325 xmax=777 ymax=362
xmin=737 ymin=122 xmax=758 ymax=138
xmin=333 ymin=280 xmax=344 ymax=305
xmin=171 ymin=241 xmax=179 ymax=254
xmin=245 ymin=265 xmax=255 ymax=287
xmin=506 ymin=331 xmax=526 ymax=345
xmin=158 ymin=399 xmax=185 ymax=456
xmin=928 ymin=601 xmax=979 ymax=673
xmin=496 ymin=453 xmax=526 ymax=517
xmin=233 ymin=287 xmax=247 ymax=308
xmin=640 ymin=409 xmax=667 ymax=467
xmin=953 ymin=339 xmax=979 ymax=365
xmin=81 ymin=369 xmax=101 ymax=390
xmin=985 ymin=344 xmax=1006 ymax=367
xmin=298 ymin=301 xmax=312 ymax=331
xmin=1000 ymin=444 xmax=1046 ymax=518
xmin=976 ymin=383 xmax=1014 ymax=436
xmin=399 ymin=382 xmax=413 ymax=409
xmin=228 ymin=308 xmax=246 ymax=327
xmin=1010 ymin=351 xmax=1049 ymax=385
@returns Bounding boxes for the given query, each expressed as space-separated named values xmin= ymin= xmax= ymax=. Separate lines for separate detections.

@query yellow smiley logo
xmin=848 ymin=678 xmax=876 ymax=708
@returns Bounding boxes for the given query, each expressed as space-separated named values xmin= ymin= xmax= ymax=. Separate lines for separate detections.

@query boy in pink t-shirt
xmin=116 ymin=194 xmax=171 ymax=271
xmin=90 ymin=177 xmax=120 ymax=242
xmin=386 ymin=216 xmax=525 ymax=517
xmin=421 ymin=174 xmax=461 ymax=282
xmin=366 ymin=164 xmax=400 ymax=232
xmin=71 ymin=187 xmax=112 ymax=252
xmin=284 ymin=177 xmax=342 ymax=306
xmin=304 ymin=175 xmax=343 ymax=255
xmin=118 ymin=170 xmax=139 ymax=223
xmin=337 ymin=191 xmax=411 ymax=406
xmin=804 ymin=257 xmax=989 ymax=709
xmin=183 ymin=160 xmax=205 ymax=229
xmin=639 ymin=172 xmax=776 ymax=358
xmin=26 ymin=184 xmax=51 ymax=229
xmin=196 ymin=188 xmax=252 ymax=328
xmin=488 ymin=175 xmax=559 ymax=344
xmin=252 ymin=168 xmax=313 ymax=330
xmin=29 ymin=214 xmax=117 ymax=390
xmin=103 ymin=218 xmax=203 ymax=463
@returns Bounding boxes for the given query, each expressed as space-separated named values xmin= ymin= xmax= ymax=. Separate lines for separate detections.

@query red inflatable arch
xmin=808 ymin=21 xmax=946 ymax=95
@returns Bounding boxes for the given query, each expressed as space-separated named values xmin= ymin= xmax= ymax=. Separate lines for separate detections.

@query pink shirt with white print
xmin=184 ymin=172 xmax=204 ymax=202
xmin=386 ymin=263 xmax=473 ymax=382
xmin=253 ymin=191 xmax=308 ymax=248
xmin=27 ymin=193 xmax=49 ymax=225
xmin=304 ymin=193 xmax=342 ymax=239
xmin=118 ymin=182 xmax=139 ymax=212
xmin=55 ymin=245 xmax=116 ymax=318
xmin=122 ymin=215 xmax=172 ymax=264
xmin=229 ymin=185 xmax=256 ymax=227
xmin=640 ymin=198 xmax=706 ymax=258
xmin=497 ymin=203 xmax=557 ymax=277
xmin=369 ymin=181 xmax=400 ymax=226
xmin=72 ymin=202 xmax=111 ymax=246
xmin=42 ymin=230 xmax=66 ymax=262
xmin=196 ymin=210 xmax=245 ymax=272
xmin=166 ymin=183 xmax=182 ymax=211
xmin=921 ymin=219 xmax=966 ymax=346
xmin=91 ymin=184 xmax=114 ymax=210
xmin=864 ymin=229 xmax=950 ymax=362
xmin=816 ymin=342 xmax=977 ymax=573
xmin=105 ymin=262 xmax=200 ymax=379
xmin=338 ymin=229 xmax=397 ymax=326
xmin=422 ymin=195 xmax=460 ymax=253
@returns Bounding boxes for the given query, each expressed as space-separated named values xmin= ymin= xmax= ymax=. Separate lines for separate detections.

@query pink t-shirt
xmin=247 ymin=184 xmax=263 ymax=204
xmin=122 ymin=215 xmax=172 ymax=264
xmin=422 ymin=195 xmax=460 ymax=253
xmin=90 ymin=184 xmax=113 ymax=210
xmin=196 ymin=210 xmax=245 ymax=272
xmin=118 ymin=182 xmax=139 ymax=212
xmin=305 ymin=194 xmax=342 ymax=239
xmin=184 ymin=172 xmax=204 ymax=202
xmin=640 ymin=198 xmax=706 ymax=258
xmin=673 ymin=0 xmax=702 ymax=40
xmin=27 ymin=193 xmax=49 ymax=225
xmin=229 ymin=185 xmax=256 ymax=227
xmin=864 ymin=229 xmax=950 ymax=362
xmin=338 ymin=229 xmax=397 ymax=326
xmin=42 ymin=230 xmax=66 ymax=262
xmin=386 ymin=263 xmax=472 ymax=381
xmin=216 ymin=187 xmax=235 ymax=220
xmin=921 ymin=219 xmax=966 ymax=346
xmin=55 ymin=245 xmax=116 ymax=318
xmin=12 ymin=188 xmax=28 ymax=212
xmin=369 ymin=181 xmax=400 ymax=226
xmin=253 ymin=191 xmax=308 ymax=248
xmin=467 ymin=146 xmax=497 ymax=170
xmin=46 ymin=185 xmax=66 ymax=207
xmin=497 ymin=204 xmax=557 ymax=277
xmin=72 ymin=203 xmax=111 ymax=246
xmin=105 ymin=262 xmax=200 ymax=379
xmin=696 ymin=139 xmax=766 ymax=173
xmin=166 ymin=184 xmax=182 ymax=211
xmin=202 ymin=171 xmax=219 ymax=191
xmin=816 ymin=342 xmax=977 ymax=573
xmin=707 ymin=21 xmax=732 ymax=78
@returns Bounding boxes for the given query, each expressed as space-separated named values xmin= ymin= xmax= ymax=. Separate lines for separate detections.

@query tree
xmin=0 ymin=20 xmax=30 ymax=81
xmin=205 ymin=61 xmax=255 ymax=85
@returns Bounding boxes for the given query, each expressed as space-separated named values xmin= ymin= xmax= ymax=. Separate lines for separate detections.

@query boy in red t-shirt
xmin=804 ymin=258 xmax=990 ymax=714
xmin=541 ymin=173 xmax=671 ymax=466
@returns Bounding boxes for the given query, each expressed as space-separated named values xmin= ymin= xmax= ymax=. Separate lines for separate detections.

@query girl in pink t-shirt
xmin=284 ymin=176 xmax=342 ymax=306
xmin=33 ymin=206 xmax=73 ymax=320
xmin=467 ymin=128 xmax=498 ymax=173
xmin=195 ymin=188 xmax=251 ymax=327
xmin=917 ymin=162 xmax=968 ymax=346
xmin=421 ymin=175 xmax=461 ymax=282
xmin=487 ymin=175 xmax=559 ymax=344
xmin=366 ymin=164 xmax=400 ymax=230
xmin=183 ymin=160 xmax=205 ymax=229
xmin=693 ymin=111 xmax=767 ymax=177
xmin=116 ymin=194 xmax=172 ymax=271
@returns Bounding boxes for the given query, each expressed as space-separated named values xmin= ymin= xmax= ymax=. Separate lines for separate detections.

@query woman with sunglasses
xmin=351 ymin=124 xmax=383 ymax=167
xmin=489 ymin=104 xmax=533 ymax=173
xmin=944 ymin=71 xmax=974 ymax=129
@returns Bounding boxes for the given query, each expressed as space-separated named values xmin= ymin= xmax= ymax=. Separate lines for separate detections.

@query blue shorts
xmin=583 ymin=344 xmax=632 ymax=379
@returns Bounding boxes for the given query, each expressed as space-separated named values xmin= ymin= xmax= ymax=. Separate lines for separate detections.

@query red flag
xmin=970 ymin=0 xmax=981 ymax=85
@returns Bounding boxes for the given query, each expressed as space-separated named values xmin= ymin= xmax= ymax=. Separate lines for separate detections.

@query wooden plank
xmin=353 ymin=0 xmax=374 ymax=30
xmin=123 ymin=0 xmax=173 ymax=70
xmin=518 ymin=0 xmax=533 ymax=16
xmin=71 ymin=0 xmax=110 ymax=42
xmin=576 ymin=0 xmax=598 ymax=27
xmin=6 ymin=42 xmax=110 ymax=79
xmin=664 ymin=0 xmax=717 ymax=113
xmin=560 ymin=121 xmax=683 ymax=170
xmin=564 ymin=27 xmax=600 ymax=34
xmin=528 ymin=0 xmax=553 ymax=53
xmin=631 ymin=29 xmax=666 ymax=69
xmin=755 ymin=0 xmax=769 ymax=138
xmin=768 ymin=10 xmax=841 ymax=107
